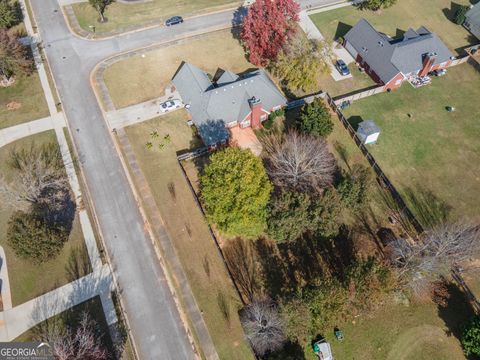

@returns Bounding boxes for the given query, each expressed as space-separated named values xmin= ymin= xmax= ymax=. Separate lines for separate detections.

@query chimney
xmin=248 ymin=96 xmax=263 ymax=129
xmin=419 ymin=52 xmax=437 ymax=77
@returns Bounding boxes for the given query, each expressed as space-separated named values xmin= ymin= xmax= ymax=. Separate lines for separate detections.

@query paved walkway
xmin=105 ymin=89 xmax=180 ymax=129
xmin=0 ymin=115 xmax=63 ymax=147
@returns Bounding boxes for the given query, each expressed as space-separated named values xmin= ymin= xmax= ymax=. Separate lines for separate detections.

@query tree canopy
xmin=0 ymin=28 xmax=33 ymax=83
xmin=273 ymin=34 xmax=333 ymax=92
xmin=88 ymin=0 xmax=115 ymax=23
xmin=357 ymin=0 xmax=397 ymax=11
xmin=462 ymin=316 xmax=480 ymax=356
xmin=298 ymin=98 xmax=334 ymax=138
xmin=0 ymin=0 xmax=21 ymax=29
xmin=241 ymin=0 xmax=299 ymax=66
xmin=201 ymin=147 xmax=272 ymax=238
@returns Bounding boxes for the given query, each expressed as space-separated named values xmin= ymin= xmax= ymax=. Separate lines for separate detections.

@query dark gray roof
xmin=172 ymin=63 xmax=287 ymax=146
xmin=216 ymin=70 xmax=240 ymax=85
xmin=345 ymin=19 xmax=454 ymax=83
xmin=466 ymin=3 xmax=480 ymax=23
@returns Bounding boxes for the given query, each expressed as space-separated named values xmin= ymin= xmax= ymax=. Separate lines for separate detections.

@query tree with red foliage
xmin=241 ymin=0 xmax=300 ymax=66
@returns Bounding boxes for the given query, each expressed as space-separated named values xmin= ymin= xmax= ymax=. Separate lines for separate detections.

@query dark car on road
xmin=335 ymin=59 xmax=350 ymax=76
xmin=165 ymin=16 xmax=183 ymax=26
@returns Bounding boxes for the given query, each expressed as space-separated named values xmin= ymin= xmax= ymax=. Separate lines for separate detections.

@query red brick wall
xmin=250 ymin=103 xmax=264 ymax=129
xmin=384 ymin=72 xmax=405 ymax=90
xmin=356 ymin=54 xmax=383 ymax=84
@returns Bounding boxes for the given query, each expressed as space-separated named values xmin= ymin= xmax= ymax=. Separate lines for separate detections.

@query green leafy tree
xmin=0 ymin=28 xmax=32 ymax=84
xmin=454 ymin=5 xmax=469 ymax=25
xmin=298 ymin=98 xmax=334 ymax=138
xmin=267 ymin=191 xmax=312 ymax=243
xmin=337 ymin=164 xmax=372 ymax=211
xmin=273 ymin=34 xmax=333 ymax=92
xmin=0 ymin=0 xmax=21 ymax=29
xmin=7 ymin=211 xmax=67 ymax=263
xmin=462 ymin=316 xmax=480 ymax=356
xmin=311 ymin=189 xmax=343 ymax=238
xmin=88 ymin=0 xmax=115 ymax=23
xmin=267 ymin=189 xmax=343 ymax=242
xmin=358 ymin=0 xmax=397 ymax=11
xmin=201 ymin=147 xmax=272 ymax=237
xmin=279 ymin=298 xmax=311 ymax=345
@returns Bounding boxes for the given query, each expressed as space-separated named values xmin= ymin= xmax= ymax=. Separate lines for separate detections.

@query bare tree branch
xmin=241 ymin=298 xmax=285 ymax=356
xmin=263 ymin=130 xmax=336 ymax=192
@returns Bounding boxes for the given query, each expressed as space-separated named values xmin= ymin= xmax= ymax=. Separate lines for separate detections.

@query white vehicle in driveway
xmin=160 ymin=99 xmax=182 ymax=113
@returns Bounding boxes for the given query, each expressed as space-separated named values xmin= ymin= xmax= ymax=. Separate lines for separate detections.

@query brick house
xmin=465 ymin=3 xmax=480 ymax=40
xmin=172 ymin=63 xmax=287 ymax=149
xmin=344 ymin=19 xmax=455 ymax=90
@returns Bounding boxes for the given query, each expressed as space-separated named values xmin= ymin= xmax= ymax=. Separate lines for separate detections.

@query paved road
xmin=29 ymin=0 xmax=347 ymax=358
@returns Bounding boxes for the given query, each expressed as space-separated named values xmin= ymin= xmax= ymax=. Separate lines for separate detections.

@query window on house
xmin=395 ymin=79 xmax=402 ymax=85
xmin=260 ymin=114 xmax=267 ymax=121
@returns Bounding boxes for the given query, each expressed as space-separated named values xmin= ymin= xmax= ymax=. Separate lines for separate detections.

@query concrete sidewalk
xmin=1 ymin=264 xmax=114 ymax=341
xmin=0 ymin=115 xmax=64 ymax=147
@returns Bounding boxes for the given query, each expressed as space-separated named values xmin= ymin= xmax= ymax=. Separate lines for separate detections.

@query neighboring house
xmin=344 ymin=19 xmax=455 ymax=90
xmin=465 ymin=3 xmax=480 ymax=40
xmin=172 ymin=62 xmax=287 ymax=149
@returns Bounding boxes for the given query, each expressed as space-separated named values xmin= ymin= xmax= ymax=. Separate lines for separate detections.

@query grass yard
xmin=310 ymin=0 xmax=476 ymax=55
xmin=15 ymin=296 xmax=115 ymax=356
xmin=318 ymin=64 xmax=376 ymax=98
xmin=71 ymin=0 xmax=242 ymax=35
xmin=123 ymin=110 xmax=254 ymax=360
xmin=0 ymin=73 xmax=49 ymax=129
xmin=342 ymin=63 xmax=480 ymax=225
xmin=320 ymin=286 xmax=471 ymax=360
xmin=103 ymin=30 xmax=253 ymax=109
xmin=0 ymin=131 xmax=92 ymax=306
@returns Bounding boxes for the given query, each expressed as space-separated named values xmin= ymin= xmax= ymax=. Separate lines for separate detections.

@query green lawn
xmin=103 ymin=30 xmax=253 ymax=109
xmin=0 ymin=73 xmax=49 ymax=129
xmin=319 ymin=288 xmax=470 ymax=360
xmin=0 ymin=131 xmax=91 ymax=306
xmin=123 ymin=110 xmax=254 ymax=360
xmin=310 ymin=0 xmax=476 ymax=54
xmin=342 ymin=63 xmax=480 ymax=225
xmin=318 ymin=64 xmax=376 ymax=98
xmin=71 ymin=0 xmax=242 ymax=35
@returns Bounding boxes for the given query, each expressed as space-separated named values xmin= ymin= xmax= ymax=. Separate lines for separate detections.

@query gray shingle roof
xmin=216 ymin=70 xmax=240 ymax=85
xmin=466 ymin=3 xmax=480 ymax=39
xmin=172 ymin=63 xmax=287 ymax=146
xmin=345 ymin=19 xmax=454 ymax=83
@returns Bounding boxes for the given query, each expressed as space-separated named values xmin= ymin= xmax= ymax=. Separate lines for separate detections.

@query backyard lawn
xmin=71 ymin=0 xmax=242 ymax=35
xmin=103 ymin=30 xmax=253 ymax=108
xmin=320 ymin=288 xmax=470 ymax=360
xmin=317 ymin=64 xmax=376 ymax=97
xmin=310 ymin=0 xmax=476 ymax=54
xmin=0 ymin=131 xmax=91 ymax=306
xmin=0 ymin=73 xmax=49 ymax=129
xmin=342 ymin=63 xmax=480 ymax=225
xmin=123 ymin=110 xmax=254 ymax=360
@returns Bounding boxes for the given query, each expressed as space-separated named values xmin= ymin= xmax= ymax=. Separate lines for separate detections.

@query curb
xmin=62 ymin=3 xmax=241 ymax=41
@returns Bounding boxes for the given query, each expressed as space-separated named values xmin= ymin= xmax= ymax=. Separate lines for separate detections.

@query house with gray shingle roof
xmin=465 ymin=3 xmax=480 ymax=40
xmin=172 ymin=62 xmax=287 ymax=148
xmin=344 ymin=19 xmax=454 ymax=90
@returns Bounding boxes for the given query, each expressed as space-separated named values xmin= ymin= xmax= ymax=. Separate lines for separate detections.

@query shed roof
xmin=358 ymin=120 xmax=380 ymax=136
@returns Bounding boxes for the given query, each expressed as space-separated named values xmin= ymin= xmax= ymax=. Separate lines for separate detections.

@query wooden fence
xmin=333 ymin=85 xmax=385 ymax=106
xmin=324 ymin=93 xmax=424 ymax=234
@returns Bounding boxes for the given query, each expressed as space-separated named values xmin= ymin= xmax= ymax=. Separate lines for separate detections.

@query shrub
xmin=0 ymin=0 xmax=21 ymax=29
xmin=7 ymin=211 xmax=67 ymax=263
xmin=454 ymin=5 xmax=468 ymax=25
xmin=298 ymin=98 xmax=333 ymax=138
xmin=337 ymin=164 xmax=372 ymax=211
xmin=462 ymin=316 xmax=480 ymax=356
xmin=201 ymin=147 xmax=272 ymax=238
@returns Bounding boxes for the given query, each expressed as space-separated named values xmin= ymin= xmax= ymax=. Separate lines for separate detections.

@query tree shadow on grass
xmin=334 ymin=22 xmax=353 ymax=41
xmin=65 ymin=246 xmax=92 ymax=282
xmin=438 ymin=282 xmax=476 ymax=347
xmin=403 ymin=186 xmax=452 ymax=229
xmin=266 ymin=340 xmax=306 ymax=360
xmin=442 ymin=2 xmax=465 ymax=24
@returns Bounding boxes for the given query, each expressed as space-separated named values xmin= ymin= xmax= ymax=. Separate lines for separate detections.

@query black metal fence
xmin=324 ymin=93 xmax=424 ymax=234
